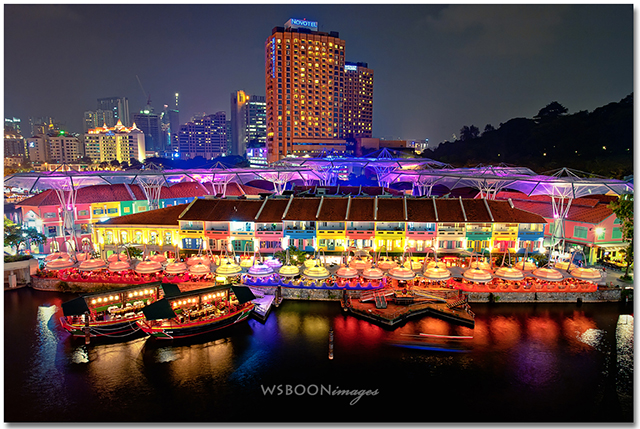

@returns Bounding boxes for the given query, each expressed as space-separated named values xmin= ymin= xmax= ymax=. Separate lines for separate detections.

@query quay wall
xmin=467 ymin=288 xmax=622 ymax=303
xmin=30 ymin=277 xmax=624 ymax=303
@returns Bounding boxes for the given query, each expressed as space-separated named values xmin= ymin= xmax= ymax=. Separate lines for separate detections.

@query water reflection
xmin=4 ymin=289 xmax=634 ymax=422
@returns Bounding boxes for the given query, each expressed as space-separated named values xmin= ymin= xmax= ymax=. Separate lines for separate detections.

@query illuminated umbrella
xmin=165 ymin=262 xmax=188 ymax=274
xmin=349 ymin=257 xmax=371 ymax=271
xmin=216 ymin=260 xmax=242 ymax=276
xmin=265 ymin=258 xmax=283 ymax=271
xmin=361 ymin=266 xmax=385 ymax=280
xmin=45 ymin=257 xmax=76 ymax=270
xmin=189 ymin=261 xmax=211 ymax=276
xmin=462 ymin=268 xmax=493 ymax=283
xmin=569 ymin=267 xmax=603 ymax=282
xmin=44 ymin=252 xmax=71 ymax=262
xmin=554 ymin=261 xmax=578 ymax=271
xmin=515 ymin=260 xmax=537 ymax=271
xmin=469 ymin=260 xmax=491 ymax=271
xmin=240 ymin=257 xmax=254 ymax=271
xmin=279 ymin=264 xmax=300 ymax=277
xmin=532 ymin=267 xmax=564 ymax=282
xmin=108 ymin=260 xmax=131 ymax=272
xmin=387 ymin=266 xmax=416 ymax=281
xmin=494 ymin=266 xmax=525 ymax=282
xmin=107 ymin=253 xmax=128 ymax=262
xmin=78 ymin=258 xmax=107 ymax=271
xmin=336 ymin=265 xmax=359 ymax=279
xmin=279 ymin=248 xmax=301 ymax=277
xmin=423 ymin=263 xmax=452 ymax=281
xmin=149 ymin=253 xmax=167 ymax=264
xmin=377 ymin=258 xmax=398 ymax=272
xmin=403 ymin=259 xmax=423 ymax=272
xmin=187 ymin=255 xmax=211 ymax=266
xmin=134 ymin=260 xmax=163 ymax=274
xmin=303 ymin=262 xmax=331 ymax=280
xmin=247 ymin=260 xmax=275 ymax=277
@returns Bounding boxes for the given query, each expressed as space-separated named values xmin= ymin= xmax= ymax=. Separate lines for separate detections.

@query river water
xmin=4 ymin=288 xmax=633 ymax=422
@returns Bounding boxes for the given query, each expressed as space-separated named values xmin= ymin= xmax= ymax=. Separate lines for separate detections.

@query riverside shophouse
xmin=92 ymin=195 xmax=549 ymax=257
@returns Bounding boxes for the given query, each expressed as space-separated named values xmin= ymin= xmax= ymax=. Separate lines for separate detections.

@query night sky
xmin=4 ymin=4 xmax=633 ymax=145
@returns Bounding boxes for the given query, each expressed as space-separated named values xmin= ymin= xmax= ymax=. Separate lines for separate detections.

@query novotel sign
xmin=285 ymin=18 xmax=318 ymax=31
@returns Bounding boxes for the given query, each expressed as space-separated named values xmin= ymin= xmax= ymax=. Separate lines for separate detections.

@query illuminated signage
xmin=344 ymin=64 xmax=358 ymax=71
xmin=285 ymin=18 xmax=318 ymax=31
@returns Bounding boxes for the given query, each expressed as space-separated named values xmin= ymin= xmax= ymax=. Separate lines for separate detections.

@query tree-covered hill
xmin=424 ymin=94 xmax=633 ymax=178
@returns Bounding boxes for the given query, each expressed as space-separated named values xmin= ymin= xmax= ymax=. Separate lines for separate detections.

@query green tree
xmin=274 ymin=245 xmax=308 ymax=265
xmin=534 ymin=101 xmax=568 ymax=123
xmin=459 ymin=125 xmax=480 ymax=141
xmin=609 ymin=194 xmax=634 ymax=279
xmin=4 ymin=217 xmax=21 ymax=252
xmin=3 ymin=218 xmax=46 ymax=254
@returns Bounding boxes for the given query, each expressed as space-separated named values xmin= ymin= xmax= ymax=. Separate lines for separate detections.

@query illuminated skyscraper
xmin=174 ymin=112 xmax=227 ymax=160
xmin=97 ymin=96 xmax=130 ymax=127
xmin=265 ymin=18 xmax=348 ymax=163
xmin=84 ymin=121 xmax=145 ymax=164
xmin=132 ymin=108 xmax=163 ymax=153
xmin=230 ymin=90 xmax=266 ymax=156
xmin=343 ymin=62 xmax=373 ymax=138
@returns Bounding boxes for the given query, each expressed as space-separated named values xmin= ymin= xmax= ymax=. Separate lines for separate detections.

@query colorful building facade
xmin=92 ymin=195 xmax=549 ymax=258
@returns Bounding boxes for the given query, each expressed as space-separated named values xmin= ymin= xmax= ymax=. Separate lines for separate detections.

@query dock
xmin=250 ymin=288 xmax=277 ymax=321
xmin=345 ymin=291 xmax=475 ymax=328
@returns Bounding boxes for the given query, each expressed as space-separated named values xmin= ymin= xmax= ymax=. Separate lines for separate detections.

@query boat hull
xmin=59 ymin=315 xmax=144 ymax=338
xmin=137 ymin=304 xmax=254 ymax=340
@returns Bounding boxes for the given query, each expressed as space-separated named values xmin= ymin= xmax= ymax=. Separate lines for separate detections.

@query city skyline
xmin=4 ymin=4 xmax=633 ymax=146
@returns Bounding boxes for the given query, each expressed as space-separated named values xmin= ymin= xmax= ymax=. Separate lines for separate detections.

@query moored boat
xmin=59 ymin=282 xmax=163 ymax=338
xmin=137 ymin=283 xmax=256 ymax=340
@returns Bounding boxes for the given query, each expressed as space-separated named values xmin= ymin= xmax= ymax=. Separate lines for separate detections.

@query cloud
xmin=424 ymin=5 xmax=570 ymax=57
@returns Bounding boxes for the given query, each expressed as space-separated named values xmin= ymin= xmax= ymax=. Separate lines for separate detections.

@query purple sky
xmin=4 ymin=4 xmax=633 ymax=145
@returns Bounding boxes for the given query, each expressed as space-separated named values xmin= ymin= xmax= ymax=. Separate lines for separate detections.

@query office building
xmin=4 ymin=123 xmax=26 ymax=159
xmin=174 ymin=112 xmax=227 ymax=160
xmin=84 ymin=121 xmax=146 ymax=164
xmin=265 ymin=18 xmax=348 ymax=163
xmin=5 ymin=117 xmax=22 ymax=134
xmin=48 ymin=132 xmax=82 ymax=164
xmin=97 ymin=97 xmax=130 ymax=127
xmin=26 ymin=136 xmax=48 ymax=163
xmin=342 ymin=62 xmax=373 ymax=138
xmin=132 ymin=109 xmax=163 ymax=153
xmin=84 ymin=109 xmax=115 ymax=132
xmin=29 ymin=117 xmax=63 ymax=137
xmin=230 ymin=90 xmax=267 ymax=157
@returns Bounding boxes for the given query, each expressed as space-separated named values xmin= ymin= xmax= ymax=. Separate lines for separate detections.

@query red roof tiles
xmin=99 ymin=203 xmax=188 ymax=226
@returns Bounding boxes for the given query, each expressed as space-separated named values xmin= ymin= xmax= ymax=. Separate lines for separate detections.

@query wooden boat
xmin=137 ymin=283 xmax=256 ymax=340
xmin=59 ymin=282 xmax=162 ymax=338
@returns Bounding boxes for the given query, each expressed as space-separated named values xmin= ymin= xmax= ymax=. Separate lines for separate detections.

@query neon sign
xmin=290 ymin=18 xmax=318 ymax=28
xmin=344 ymin=64 xmax=357 ymax=71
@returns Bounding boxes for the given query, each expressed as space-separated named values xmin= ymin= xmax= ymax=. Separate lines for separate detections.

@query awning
xmin=160 ymin=283 xmax=182 ymax=298
xmin=142 ymin=299 xmax=177 ymax=321
xmin=61 ymin=297 xmax=90 ymax=317
xmin=80 ymin=281 xmax=162 ymax=298
xmin=231 ymin=285 xmax=257 ymax=304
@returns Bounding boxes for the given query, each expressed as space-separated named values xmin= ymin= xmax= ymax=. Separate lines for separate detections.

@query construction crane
xmin=136 ymin=75 xmax=152 ymax=108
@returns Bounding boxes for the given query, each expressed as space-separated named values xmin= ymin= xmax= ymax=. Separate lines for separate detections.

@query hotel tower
xmin=265 ymin=18 xmax=349 ymax=163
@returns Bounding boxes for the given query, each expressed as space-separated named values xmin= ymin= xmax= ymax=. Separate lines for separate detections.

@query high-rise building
xmin=342 ymin=62 xmax=373 ymax=138
xmin=4 ymin=123 xmax=26 ymax=159
xmin=26 ymin=135 xmax=49 ymax=163
xmin=161 ymin=105 xmax=180 ymax=153
xmin=47 ymin=132 xmax=82 ymax=164
xmin=84 ymin=121 xmax=145 ymax=164
xmin=83 ymin=109 xmax=115 ymax=132
xmin=265 ymin=18 xmax=348 ymax=163
xmin=5 ymin=117 xmax=22 ymax=134
xmin=230 ymin=91 xmax=267 ymax=157
xmin=174 ymin=112 xmax=227 ymax=160
xmin=97 ymin=97 xmax=130 ymax=127
xmin=29 ymin=117 xmax=63 ymax=137
xmin=132 ymin=109 xmax=163 ymax=153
